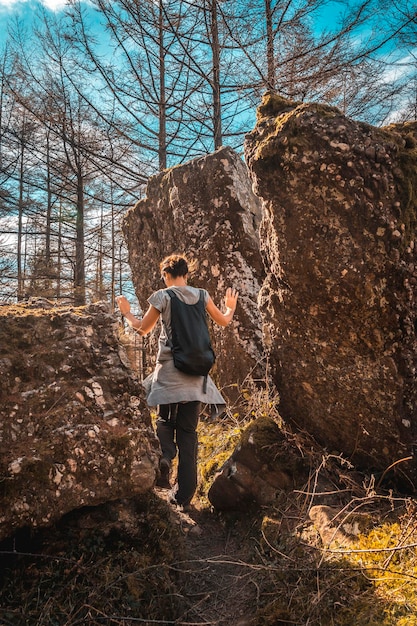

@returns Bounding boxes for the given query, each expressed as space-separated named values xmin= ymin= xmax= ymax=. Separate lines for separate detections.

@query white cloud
xmin=0 ymin=0 xmax=21 ymax=7
xmin=41 ymin=0 xmax=68 ymax=9
xmin=0 ymin=0 xmax=68 ymax=11
xmin=381 ymin=53 xmax=416 ymax=85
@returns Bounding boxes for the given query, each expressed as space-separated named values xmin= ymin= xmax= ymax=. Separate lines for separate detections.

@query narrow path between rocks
xmin=157 ymin=490 xmax=259 ymax=626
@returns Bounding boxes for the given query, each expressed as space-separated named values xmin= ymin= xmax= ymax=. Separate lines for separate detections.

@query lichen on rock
xmin=245 ymin=94 xmax=417 ymax=488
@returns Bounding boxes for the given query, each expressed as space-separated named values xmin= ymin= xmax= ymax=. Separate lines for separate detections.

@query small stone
xmin=9 ymin=459 xmax=23 ymax=474
xmin=189 ymin=524 xmax=203 ymax=537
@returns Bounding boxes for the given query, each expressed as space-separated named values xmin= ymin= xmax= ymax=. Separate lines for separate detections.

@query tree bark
xmin=74 ymin=169 xmax=85 ymax=305
xmin=158 ymin=0 xmax=167 ymax=170
xmin=17 ymin=127 xmax=25 ymax=301
xmin=210 ymin=0 xmax=222 ymax=149
xmin=265 ymin=0 xmax=275 ymax=91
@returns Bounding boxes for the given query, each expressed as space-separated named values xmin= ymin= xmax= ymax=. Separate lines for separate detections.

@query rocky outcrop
xmin=0 ymin=300 xmax=159 ymax=541
xmin=208 ymin=417 xmax=307 ymax=510
xmin=309 ymin=505 xmax=372 ymax=547
xmin=122 ymin=146 xmax=265 ymax=401
xmin=244 ymin=94 xmax=417 ymax=486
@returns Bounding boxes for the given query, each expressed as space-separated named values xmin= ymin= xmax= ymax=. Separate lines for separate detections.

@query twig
xmin=93 ymin=616 xmax=218 ymax=625
xmin=319 ymin=541 xmax=417 ymax=555
xmin=383 ymin=514 xmax=417 ymax=569
xmin=376 ymin=456 xmax=413 ymax=489
xmin=294 ymin=488 xmax=352 ymax=496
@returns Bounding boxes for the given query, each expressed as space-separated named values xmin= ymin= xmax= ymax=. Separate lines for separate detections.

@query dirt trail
xmin=158 ymin=490 xmax=259 ymax=626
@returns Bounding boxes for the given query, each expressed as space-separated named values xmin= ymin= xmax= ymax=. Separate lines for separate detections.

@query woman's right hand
xmin=116 ymin=295 xmax=131 ymax=316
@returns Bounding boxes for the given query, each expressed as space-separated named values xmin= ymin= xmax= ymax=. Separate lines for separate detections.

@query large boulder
xmin=244 ymin=94 xmax=417 ymax=486
xmin=208 ymin=417 xmax=306 ymax=510
xmin=122 ymin=146 xmax=265 ymax=402
xmin=0 ymin=300 xmax=160 ymax=541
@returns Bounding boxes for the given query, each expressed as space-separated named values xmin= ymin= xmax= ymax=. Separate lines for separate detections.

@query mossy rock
xmin=256 ymin=92 xmax=299 ymax=121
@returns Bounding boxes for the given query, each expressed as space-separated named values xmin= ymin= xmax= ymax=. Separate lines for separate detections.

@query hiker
xmin=116 ymin=253 xmax=238 ymax=511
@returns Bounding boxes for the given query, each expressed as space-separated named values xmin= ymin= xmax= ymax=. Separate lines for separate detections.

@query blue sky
xmin=0 ymin=0 xmax=68 ymax=44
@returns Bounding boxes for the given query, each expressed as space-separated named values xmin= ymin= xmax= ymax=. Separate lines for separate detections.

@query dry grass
xmin=194 ymin=377 xmax=417 ymax=626
xmin=1 ymin=378 xmax=417 ymax=626
xmin=251 ymin=494 xmax=417 ymax=625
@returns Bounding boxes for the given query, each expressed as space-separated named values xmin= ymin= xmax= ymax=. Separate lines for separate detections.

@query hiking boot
xmin=177 ymin=502 xmax=193 ymax=513
xmin=156 ymin=458 xmax=171 ymax=489
xmin=168 ymin=492 xmax=193 ymax=513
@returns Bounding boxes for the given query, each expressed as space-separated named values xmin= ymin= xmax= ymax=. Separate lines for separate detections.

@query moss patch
xmin=256 ymin=92 xmax=299 ymax=122
xmin=252 ymin=499 xmax=417 ymax=625
xmin=197 ymin=416 xmax=243 ymax=503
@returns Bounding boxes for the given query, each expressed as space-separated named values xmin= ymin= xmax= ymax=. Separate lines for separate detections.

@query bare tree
xmin=1 ymin=0 xmax=416 ymax=305
xmin=382 ymin=0 xmax=417 ymax=122
xmin=209 ymin=0 xmax=414 ymax=127
xmin=67 ymin=0 xmax=204 ymax=170
xmin=2 ymin=10 xmax=138 ymax=304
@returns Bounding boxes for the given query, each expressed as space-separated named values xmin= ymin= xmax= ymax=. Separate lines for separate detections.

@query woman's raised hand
xmin=224 ymin=287 xmax=238 ymax=311
xmin=116 ymin=295 xmax=131 ymax=316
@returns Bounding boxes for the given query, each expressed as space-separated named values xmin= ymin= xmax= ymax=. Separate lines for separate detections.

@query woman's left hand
xmin=224 ymin=287 xmax=238 ymax=311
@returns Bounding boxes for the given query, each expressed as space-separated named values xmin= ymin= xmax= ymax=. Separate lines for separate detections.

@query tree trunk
xmin=74 ymin=170 xmax=85 ymax=305
xmin=158 ymin=0 xmax=167 ymax=171
xmin=17 ymin=135 xmax=25 ymax=301
xmin=45 ymin=130 xmax=52 ymax=266
xmin=95 ymin=206 xmax=104 ymax=300
xmin=210 ymin=0 xmax=222 ymax=149
xmin=57 ymin=200 xmax=62 ymax=299
xmin=110 ymin=185 xmax=116 ymax=309
xmin=265 ymin=0 xmax=275 ymax=91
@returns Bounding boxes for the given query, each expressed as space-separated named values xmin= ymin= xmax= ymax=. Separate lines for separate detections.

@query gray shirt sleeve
xmin=148 ymin=288 xmax=170 ymax=314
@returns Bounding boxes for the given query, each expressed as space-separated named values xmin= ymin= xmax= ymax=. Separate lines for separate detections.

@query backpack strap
xmin=162 ymin=289 xmax=174 ymax=347
xmin=198 ymin=289 xmax=208 ymax=392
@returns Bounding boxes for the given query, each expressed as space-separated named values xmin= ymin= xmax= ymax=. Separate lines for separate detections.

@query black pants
xmin=156 ymin=401 xmax=201 ymax=506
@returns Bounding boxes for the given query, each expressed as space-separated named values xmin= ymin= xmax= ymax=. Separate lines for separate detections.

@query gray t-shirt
xmin=144 ymin=286 xmax=225 ymax=408
xmin=148 ymin=286 xmax=209 ymax=362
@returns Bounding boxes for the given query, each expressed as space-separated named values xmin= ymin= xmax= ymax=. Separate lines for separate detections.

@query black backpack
xmin=165 ymin=289 xmax=215 ymax=383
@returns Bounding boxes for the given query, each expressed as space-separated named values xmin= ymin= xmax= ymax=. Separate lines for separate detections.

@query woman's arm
xmin=116 ymin=296 xmax=160 ymax=336
xmin=206 ymin=287 xmax=238 ymax=327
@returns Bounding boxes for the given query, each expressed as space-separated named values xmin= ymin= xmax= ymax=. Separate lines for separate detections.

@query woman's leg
xmin=174 ymin=401 xmax=201 ymax=506
xmin=155 ymin=404 xmax=179 ymax=488
xmin=156 ymin=403 xmax=178 ymax=462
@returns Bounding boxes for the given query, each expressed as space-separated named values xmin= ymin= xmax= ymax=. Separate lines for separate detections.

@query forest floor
xmin=0 ymin=485 xmax=265 ymax=626
xmin=155 ymin=485 xmax=261 ymax=626
xmin=2 ymin=466 xmax=417 ymax=626
xmin=2 ymin=408 xmax=417 ymax=626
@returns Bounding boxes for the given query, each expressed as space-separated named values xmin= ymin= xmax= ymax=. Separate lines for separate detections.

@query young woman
xmin=116 ymin=253 xmax=238 ymax=510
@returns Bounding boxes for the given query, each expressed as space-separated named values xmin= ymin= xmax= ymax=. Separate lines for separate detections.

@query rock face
xmin=208 ymin=417 xmax=306 ymax=510
xmin=244 ymin=94 xmax=417 ymax=485
xmin=0 ymin=300 xmax=159 ymax=541
xmin=122 ymin=146 xmax=265 ymax=401
xmin=309 ymin=505 xmax=372 ymax=547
